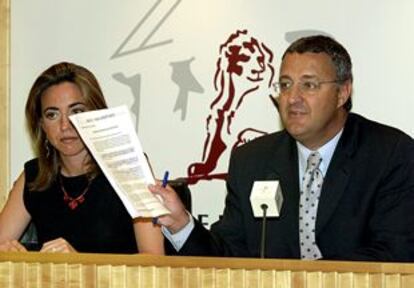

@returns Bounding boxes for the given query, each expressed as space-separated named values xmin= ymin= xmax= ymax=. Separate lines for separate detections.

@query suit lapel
xmin=264 ymin=133 xmax=301 ymax=256
xmin=263 ymin=133 xmax=300 ymax=218
xmin=316 ymin=114 xmax=358 ymax=234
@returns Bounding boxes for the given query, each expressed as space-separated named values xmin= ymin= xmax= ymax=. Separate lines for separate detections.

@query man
xmin=151 ymin=35 xmax=414 ymax=261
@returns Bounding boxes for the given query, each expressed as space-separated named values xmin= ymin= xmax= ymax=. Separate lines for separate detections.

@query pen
xmin=162 ymin=170 xmax=169 ymax=188
xmin=152 ymin=170 xmax=169 ymax=224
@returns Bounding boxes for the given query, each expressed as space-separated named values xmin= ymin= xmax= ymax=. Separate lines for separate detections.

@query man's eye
xmin=302 ymin=81 xmax=318 ymax=90
xmin=279 ymin=81 xmax=291 ymax=90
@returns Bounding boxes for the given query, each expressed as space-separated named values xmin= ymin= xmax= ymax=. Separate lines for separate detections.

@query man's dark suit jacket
xmin=178 ymin=113 xmax=414 ymax=261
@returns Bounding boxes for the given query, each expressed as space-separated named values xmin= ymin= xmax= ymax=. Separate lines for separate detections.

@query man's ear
xmin=337 ymin=80 xmax=352 ymax=108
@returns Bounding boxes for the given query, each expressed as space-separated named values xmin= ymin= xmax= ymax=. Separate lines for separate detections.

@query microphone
xmin=250 ymin=180 xmax=283 ymax=258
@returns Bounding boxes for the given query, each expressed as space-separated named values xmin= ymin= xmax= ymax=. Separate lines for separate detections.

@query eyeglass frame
xmin=273 ymin=78 xmax=347 ymax=95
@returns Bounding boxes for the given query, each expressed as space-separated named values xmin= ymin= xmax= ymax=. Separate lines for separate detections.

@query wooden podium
xmin=1 ymin=252 xmax=414 ymax=287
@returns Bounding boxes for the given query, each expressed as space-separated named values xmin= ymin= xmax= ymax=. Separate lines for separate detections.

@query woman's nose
xmin=60 ymin=115 xmax=71 ymax=130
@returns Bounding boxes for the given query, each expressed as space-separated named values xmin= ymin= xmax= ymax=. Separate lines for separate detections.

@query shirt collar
xmin=296 ymin=129 xmax=343 ymax=177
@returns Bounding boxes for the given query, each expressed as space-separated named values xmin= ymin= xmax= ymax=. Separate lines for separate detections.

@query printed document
xmin=69 ymin=105 xmax=170 ymax=218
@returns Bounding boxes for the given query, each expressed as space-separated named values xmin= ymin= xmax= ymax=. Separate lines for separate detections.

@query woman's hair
xmin=25 ymin=62 xmax=108 ymax=191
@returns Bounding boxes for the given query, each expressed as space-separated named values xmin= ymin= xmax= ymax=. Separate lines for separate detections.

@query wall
xmin=0 ymin=0 xmax=10 ymax=208
xmin=7 ymin=0 xmax=414 ymax=223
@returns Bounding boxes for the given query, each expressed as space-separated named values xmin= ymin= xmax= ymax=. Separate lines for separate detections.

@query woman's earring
xmin=45 ymin=139 xmax=50 ymax=158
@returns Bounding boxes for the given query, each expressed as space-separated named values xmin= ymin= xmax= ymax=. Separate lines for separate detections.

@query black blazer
xmin=178 ymin=113 xmax=414 ymax=262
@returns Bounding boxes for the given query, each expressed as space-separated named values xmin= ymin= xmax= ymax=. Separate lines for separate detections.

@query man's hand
xmin=149 ymin=183 xmax=190 ymax=234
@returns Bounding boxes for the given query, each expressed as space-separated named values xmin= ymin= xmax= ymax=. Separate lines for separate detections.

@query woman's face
xmin=40 ymin=82 xmax=88 ymax=161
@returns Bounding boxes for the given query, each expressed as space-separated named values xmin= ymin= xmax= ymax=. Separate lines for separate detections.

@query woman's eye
xmin=44 ymin=111 xmax=58 ymax=120
xmin=71 ymin=107 xmax=86 ymax=114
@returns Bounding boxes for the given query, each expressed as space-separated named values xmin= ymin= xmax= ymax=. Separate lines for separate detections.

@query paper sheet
xmin=69 ymin=105 xmax=170 ymax=218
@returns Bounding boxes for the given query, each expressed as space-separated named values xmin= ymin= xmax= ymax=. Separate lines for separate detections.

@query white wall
xmin=11 ymin=0 xmax=414 ymax=225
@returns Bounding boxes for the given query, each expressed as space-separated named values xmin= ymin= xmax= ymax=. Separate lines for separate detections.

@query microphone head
xmin=250 ymin=180 xmax=283 ymax=218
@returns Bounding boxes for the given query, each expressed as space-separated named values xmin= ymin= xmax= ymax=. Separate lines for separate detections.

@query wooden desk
xmin=1 ymin=252 xmax=414 ymax=287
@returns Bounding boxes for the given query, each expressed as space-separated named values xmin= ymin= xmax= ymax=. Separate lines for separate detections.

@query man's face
xmin=277 ymin=52 xmax=351 ymax=149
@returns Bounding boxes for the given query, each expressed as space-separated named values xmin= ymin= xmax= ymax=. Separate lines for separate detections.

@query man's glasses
xmin=273 ymin=79 xmax=343 ymax=95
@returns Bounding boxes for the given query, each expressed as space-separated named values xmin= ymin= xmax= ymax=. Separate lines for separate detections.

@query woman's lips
xmin=60 ymin=136 xmax=79 ymax=143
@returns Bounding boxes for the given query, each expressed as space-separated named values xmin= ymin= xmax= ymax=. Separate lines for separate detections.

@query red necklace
xmin=59 ymin=174 xmax=90 ymax=210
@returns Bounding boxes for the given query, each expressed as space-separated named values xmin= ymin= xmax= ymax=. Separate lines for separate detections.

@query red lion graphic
xmin=187 ymin=30 xmax=275 ymax=184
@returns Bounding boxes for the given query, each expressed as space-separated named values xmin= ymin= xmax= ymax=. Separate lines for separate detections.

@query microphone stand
xmin=260 ymin=203 xmax=268 ymax=259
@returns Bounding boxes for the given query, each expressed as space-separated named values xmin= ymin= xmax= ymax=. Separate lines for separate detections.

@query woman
xmin=0 ymin=62 xmax=164 ymax=254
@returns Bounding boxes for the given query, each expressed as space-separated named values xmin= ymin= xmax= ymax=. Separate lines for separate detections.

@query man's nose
xmin=286 ymin=84 xmax=304 ymax=104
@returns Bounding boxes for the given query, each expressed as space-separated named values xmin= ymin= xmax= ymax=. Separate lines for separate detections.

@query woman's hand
xmin=40 ymin=237 xmax=77 ymax=253
xmin=0 ymin=240 xmax=27 ymax=252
